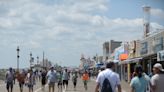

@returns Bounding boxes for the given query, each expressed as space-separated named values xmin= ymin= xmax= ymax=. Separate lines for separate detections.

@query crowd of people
xmin=4 ymin=66 xmax=91 ymax=92
xmin=4 ymin=62 xmax=164 ymax=92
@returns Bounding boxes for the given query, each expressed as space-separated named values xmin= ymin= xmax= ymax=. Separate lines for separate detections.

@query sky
xmin=0 ymin=0 xmax=164 ymax=68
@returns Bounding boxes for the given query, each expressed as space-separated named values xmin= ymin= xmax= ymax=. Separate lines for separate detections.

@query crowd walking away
xmin=94 ymin=62 xmax=164 ymax=92
xmin=3 ymin=62 xmax=164 ymax=92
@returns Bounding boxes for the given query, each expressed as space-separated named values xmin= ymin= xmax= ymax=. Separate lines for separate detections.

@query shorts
xmin=28 ymin=84 xmax=33 ymax=88
xmin=58 ymin=81 xmax=62 ymax=86
xmin=41 ymin=79 xmax=46 ymax=85
xmin=19 ymin=82 xmax=24 ymax=88
xmin=73 ymin=82 xmax=76 ymax=86
xmin=6 ymin=81 xmax=13 ymax=90
xmin=83 ymin=80 xmax=87 ymax=85
xmin=48 ymin=82 xmax=55 ymax=86
xmin=63 ymin=80 xmax=68 ymax=86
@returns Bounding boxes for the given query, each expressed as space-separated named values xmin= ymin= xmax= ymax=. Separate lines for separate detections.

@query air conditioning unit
xmin=157 ymin=50 xmax=164 ymax=61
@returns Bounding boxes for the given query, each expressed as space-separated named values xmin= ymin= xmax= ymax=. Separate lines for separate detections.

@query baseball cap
xmin=153 ymin=63 xmax=164 ymax=71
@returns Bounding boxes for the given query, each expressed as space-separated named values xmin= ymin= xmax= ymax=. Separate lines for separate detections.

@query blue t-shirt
xmin=130 ymin=74 xmax=150 ymax=92
xmin=47 ymin=70 xmax=57 ymax=83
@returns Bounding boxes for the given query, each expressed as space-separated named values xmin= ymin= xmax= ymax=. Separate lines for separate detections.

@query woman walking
xmin=41 ymin=69 xmax=47 ymax=91
xmin=130 ymin=65 xmax=150 ymax=92
xmin=25 ymin=69 xmax=35 ymax=92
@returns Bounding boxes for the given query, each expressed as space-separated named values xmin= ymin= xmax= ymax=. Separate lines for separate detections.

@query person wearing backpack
xmin=95 ymin=62 xmax=122 ymax=92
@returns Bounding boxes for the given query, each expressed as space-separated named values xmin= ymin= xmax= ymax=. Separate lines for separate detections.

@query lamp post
xmin=30 ymin=52 xmax=32 ymax=69
xmin=43 ymin=51 xmax=45 ymax=69
xmin=31 ymin=57 xmax=34 ymax=68
xmin=16 ymin=46 xmax=20 ymax=71
xmin=37 ymin=56 xmax=39 ymax=65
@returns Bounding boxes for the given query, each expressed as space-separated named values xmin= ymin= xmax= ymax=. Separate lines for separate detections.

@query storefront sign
xmin=119 ymin=54 xmax=128 ymax=61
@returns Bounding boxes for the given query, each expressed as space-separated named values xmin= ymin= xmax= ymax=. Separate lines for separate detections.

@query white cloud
xmin=112 ymin=18 xmax=143 ymax=27
xmin=151 ymin=8 xmax=164 ymax=19
xmin=0 ymin=0 xmax=163 ymax=68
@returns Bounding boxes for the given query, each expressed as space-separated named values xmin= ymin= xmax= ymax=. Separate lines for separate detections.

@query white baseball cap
xmin=153 ymin=63 xmax=164 ymax=71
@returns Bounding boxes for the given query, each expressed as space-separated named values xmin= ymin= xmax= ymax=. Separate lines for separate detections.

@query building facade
xmin=140 ymin=30 xmax=164 ymax=74
xmin=103 ymin=40 xmax=122 ymax=61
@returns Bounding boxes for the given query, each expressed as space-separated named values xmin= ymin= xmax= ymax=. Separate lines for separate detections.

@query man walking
xmin=72 ymin=71 xmax=78 ymax=90
xmin=151 ymin=63 xmax=164 ymax=92
xmin=62 ymin=69 xmax=70 ymax=91
xmin=95 ymin=62 xmax=122 ymax=92
xmin=17 ymin=69 xmax=26 ymax=92
xmin=47 ymin=66 xmax=57 ymax=92
xmin=5 ymin=67 xmax=14 ymax=92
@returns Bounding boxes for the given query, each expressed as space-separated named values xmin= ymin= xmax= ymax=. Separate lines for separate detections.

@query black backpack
xmin=101 ymin=74 xmax=113 ymax=92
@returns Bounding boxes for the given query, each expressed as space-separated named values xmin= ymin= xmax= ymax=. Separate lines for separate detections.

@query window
xmin=140 ymin=42 xmax=148 ymax=55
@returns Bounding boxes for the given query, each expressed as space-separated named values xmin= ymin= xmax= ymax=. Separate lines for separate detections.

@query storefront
xmin=119 ymin=57 xmax=142 ymax=82
xmin=140 ymin=31 xmax=164 ymax=75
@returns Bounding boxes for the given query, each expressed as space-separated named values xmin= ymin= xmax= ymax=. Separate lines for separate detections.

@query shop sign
xmin=119 ymin=54 xmax=128 ymax=61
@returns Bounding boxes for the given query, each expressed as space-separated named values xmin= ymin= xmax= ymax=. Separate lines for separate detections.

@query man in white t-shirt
xmin=95 ymin=62 xmax=122 ymax=92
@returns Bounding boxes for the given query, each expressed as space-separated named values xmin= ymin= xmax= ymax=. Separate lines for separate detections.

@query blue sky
xmin=0 ymin=0 xmax=164 ymax=68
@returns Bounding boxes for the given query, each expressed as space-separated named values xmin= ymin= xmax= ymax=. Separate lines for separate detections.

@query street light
xmin=30 ymin=52 xmax=32 ymax=69
xmin=16 ymin=46 xmax=20 ymax=71
xmin=37 ymin=56 xmax=39 ymax=65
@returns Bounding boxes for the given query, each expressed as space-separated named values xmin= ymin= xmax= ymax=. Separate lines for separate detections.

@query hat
xmin=153 ymin=63 xmax=164 ymax=71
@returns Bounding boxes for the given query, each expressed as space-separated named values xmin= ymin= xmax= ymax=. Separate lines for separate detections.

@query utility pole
xmin=30 ymin=52 xmax=32 ymax=69
xmin=43 ymin=51 xmax=45 ymax=69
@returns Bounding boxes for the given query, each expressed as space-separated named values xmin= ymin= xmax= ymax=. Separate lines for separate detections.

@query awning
xmin=113 ymin=60 xmax=119 ymax=63
xmin=96 ymin=63 xmax=105 ymax=68
xmin=119 ymin=57 xmax=142 ymax=65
